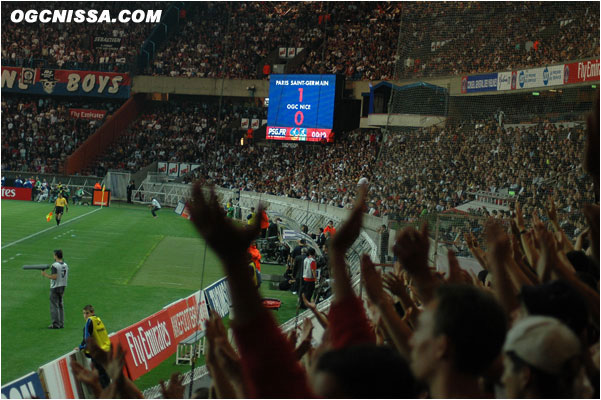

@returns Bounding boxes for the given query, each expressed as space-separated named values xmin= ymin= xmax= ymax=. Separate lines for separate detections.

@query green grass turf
xmin=1 ymin=200 xmax=302 ymax=389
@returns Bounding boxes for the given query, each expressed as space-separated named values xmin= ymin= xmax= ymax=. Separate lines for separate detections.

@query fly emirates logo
xmin=125 ymin=320 xmax=172 ymax=370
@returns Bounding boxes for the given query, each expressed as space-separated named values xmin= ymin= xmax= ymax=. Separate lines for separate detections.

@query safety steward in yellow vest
xmin=77 ymin=305 xmax=112 ymax=388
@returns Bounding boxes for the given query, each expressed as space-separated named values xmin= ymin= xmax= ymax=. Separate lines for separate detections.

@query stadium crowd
xmin=1 ymin=2 xmax=163 ymax=72
xmin=83 ymin=97 xmax=594 ymax=239
xmin=69 ymin=102 xmax=600 ymax=397
xmin=145 ymin=2 xmax=325 ymax=79
xmin=2 ymin=2 xmax=597 ymax=79
xmin=1 ymin=95 xmax=122 ymax=173
xmin=140 ymin=1 xmax=599 ymax=80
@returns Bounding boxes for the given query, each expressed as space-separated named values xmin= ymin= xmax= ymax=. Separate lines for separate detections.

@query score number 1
xmin=295 ymin=88 xmax=304 ymax=125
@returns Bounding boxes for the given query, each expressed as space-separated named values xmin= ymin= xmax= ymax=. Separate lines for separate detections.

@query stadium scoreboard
xmin=266 ymin=74 xmax=337 ymax=142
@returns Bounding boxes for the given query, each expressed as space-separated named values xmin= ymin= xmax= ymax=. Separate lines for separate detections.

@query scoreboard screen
xmin=266 ymin=74 xmax=336 ymax=142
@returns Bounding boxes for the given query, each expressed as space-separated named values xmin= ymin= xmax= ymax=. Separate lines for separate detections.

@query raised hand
xmin=301 ymin=293 xmax=316 ymax=310
xmin=392 ymin=223 xmax=430 ymax=274
xmin=330 ymin=184 xmax=367 ymax=256
xmin=382 ymin=272 xmax=405 ymax=298
xmin=446 ymin=249 xmax=464 ymax=283
xmin=329 ymin=184 xmax=367 ymax=302
xmin=160 ymin=372 xmax=185 ymax=399
xmin=545 ymin=195 xmax=558 ymax=225
xmin=70 ymin=360 xmax=102 ymax=398
xmin=188 ymin=183 xmax=262 ymax=266
xmin=513 ymin=202 xmax=526 ymax=232
xmin=361 ymin=254 xmax=389 ymax=306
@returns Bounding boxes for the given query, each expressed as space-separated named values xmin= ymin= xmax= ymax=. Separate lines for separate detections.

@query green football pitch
xmin=1 ymin=200 xmax=300 ymax=388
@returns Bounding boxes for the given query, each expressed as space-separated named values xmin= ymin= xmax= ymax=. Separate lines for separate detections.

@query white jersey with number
xmin=50 ymin=261 xmax=69 ymax=289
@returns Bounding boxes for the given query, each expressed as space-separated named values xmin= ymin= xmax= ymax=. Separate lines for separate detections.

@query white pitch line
xmin=2 ymin=208 xmax=102 ymax=250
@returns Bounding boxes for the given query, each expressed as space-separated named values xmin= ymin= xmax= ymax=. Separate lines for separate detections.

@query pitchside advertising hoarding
xmin=1 ymin=67 xmax=131 ymax=98
xmin=462 ymin=58 xmax=600 ymax=94
xmin=1 ymin=187 xmax=32 ymax=201
xmin=1 ymin=372 xmax=46 ymax=399
xmin=266 ymin=74 xmax=337 ymax=142
xmin=116 ymin=290 xmax=210 ymax=380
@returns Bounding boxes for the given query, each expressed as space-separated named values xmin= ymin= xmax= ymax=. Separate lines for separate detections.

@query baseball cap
xmin=503 ymin=316 xmax=580 ymax=375
xmin=519 ymin=280 xmax=588 ymax=335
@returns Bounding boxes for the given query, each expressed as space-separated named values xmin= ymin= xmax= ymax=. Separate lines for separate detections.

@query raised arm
xmin=188 ymin=184 xmax=313 ymax=398
xmin=392 ymin=223 xmax=438 ymax=304
xmin=326 ymin=184 xmax=376 ymax=348
xmin=361 ymin=254 xmax=413 ymax=359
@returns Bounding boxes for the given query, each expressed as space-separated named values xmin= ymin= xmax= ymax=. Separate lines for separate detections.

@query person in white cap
xmin=501 ymin=315 xmax=588 ymax=398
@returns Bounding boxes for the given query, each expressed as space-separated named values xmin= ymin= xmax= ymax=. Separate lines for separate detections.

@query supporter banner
xmin=261 ymin=119 xmax=267 ymax=126
xmin=191 ymin=164 xmax=201 ymax=172
xmin=241 ymin=118 xmax=249 ymax=129
xmin=69 ymin=108 xmax=107 ymax=120
xmin=287 ymin=47 xmax=296 ymax=58
xmin=515 ymin=65 xmax=564 ymax=89
xmin=38 ymin=354 xmax=80 ymax=399
xmin=1 ymin=372 xmax=46 ymax=399
xmin=1 ymin=187 xmax=32 ymax=201
xmin=279 ymin=48 xmax=287 ymax=58
xmin=251 ymin=118 xmax=260 ymax=129
xmin=157 ymin=162 xmax=168 ymax=174
xmin=116 ymin=309 xmax=176 ymax=381
xmin=203 ymin=277 xmax=232 ymax=318
xmin=296 ymin=47 xmax=304 ymax=55
xmin=266 ymin=126 xmax=334 ymax=143
xmin=1 ymin=67 xmax=131 ymax=98
xmin=92 ymin=36 xmax=122 ymax=50
xmin=563 ymin=59 xmax=600 ymax=84
xmin=179 ymin=163 xmax=190 ymax=176
xmin=168 ymin=163 xmax=179 ymax=177
xmin=460 ymin=73 xmax=498 ymax=93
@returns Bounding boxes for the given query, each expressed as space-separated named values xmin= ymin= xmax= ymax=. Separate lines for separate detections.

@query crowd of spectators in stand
xmin=406 ymin=2 xmax=600 ymax=78
xmin=1 ymin=2 xmax=163 ymax=72
xmin=87 ymin=98 xmax=594 ymax=239
xmin=145 ymin=2 xmax=325 ymax=79
xmin=300 ymin=1 xmax=599 ymax=80
xmin=140 ymin=1 xmax=599 ymax=81
xmin=70 ymin=102 xmax=599 ymax=397
xmin=373 ymin=120 xmax=595 ymax=233
xmin=3 ymin=2 xmax=596 ymax=80
xmin=1 ymin=95 xmax=122 ymax=173
xmin=85 ymin=100 xmax=266 ymax=176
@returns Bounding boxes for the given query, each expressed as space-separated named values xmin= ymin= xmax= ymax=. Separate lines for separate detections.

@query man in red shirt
xmin=300 ymin=248 xmax=317 ymax=308
xmin=260 ymin=209 xmax=269 ymax=238
xmin=248 ymin=241 xmax=262 ymax=287
xmin=323 ymin=220 xmax=336 ymax=237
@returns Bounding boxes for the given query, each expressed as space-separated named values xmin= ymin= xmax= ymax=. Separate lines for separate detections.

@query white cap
xmin=503 ymin=316 xmax=581 ymax=375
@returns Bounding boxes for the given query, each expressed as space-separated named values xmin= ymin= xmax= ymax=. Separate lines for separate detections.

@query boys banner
xmin=1 ymin=67 xmax=131 ymax=98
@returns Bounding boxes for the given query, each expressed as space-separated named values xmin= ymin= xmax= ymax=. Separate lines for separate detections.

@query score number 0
xmin=295 ymin=88 xmax=304 ymax=126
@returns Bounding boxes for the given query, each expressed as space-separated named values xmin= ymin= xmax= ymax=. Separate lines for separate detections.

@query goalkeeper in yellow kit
xmin=53 ymin=192 xmax=68 ymax=226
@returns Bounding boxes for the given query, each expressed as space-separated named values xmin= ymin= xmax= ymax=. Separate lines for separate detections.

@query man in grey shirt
xmin=42 ymin=249 xmax=69 ymax=329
